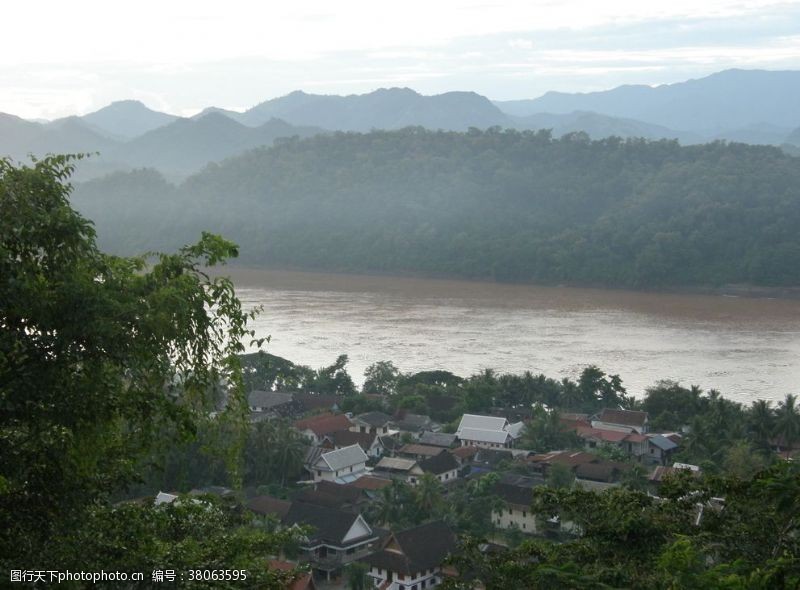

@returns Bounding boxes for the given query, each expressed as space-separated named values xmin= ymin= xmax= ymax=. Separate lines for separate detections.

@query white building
xmin=309 ymin=444 xmax=368 ymax=483
xmin=455 ymin=414 xmax=525 ymax=449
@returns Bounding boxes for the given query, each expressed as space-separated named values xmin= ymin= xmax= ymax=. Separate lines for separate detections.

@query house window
xmin=522 ymin=511 xmax=526 ymax=517
xmin=317 ymin=470 xmax=322 ymax=476
xmin=650 ymin=448 xmax=655 ymax=454
xmin=522 ymin=523 xmax=526 ymax=529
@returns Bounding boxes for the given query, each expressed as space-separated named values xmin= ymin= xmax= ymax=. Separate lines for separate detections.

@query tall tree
xmin=0 ymin=156 xmax=261 ymax=567
xmin=363 ymin=360 xmax=401 ymax=395
xmin=774 ymin=394 xmax=800 ymax=454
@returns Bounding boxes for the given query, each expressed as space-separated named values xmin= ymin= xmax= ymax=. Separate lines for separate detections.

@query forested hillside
xmin=72 ymin=128 xmax=800 ymax=288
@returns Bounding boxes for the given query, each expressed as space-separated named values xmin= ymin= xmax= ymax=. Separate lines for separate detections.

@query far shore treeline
xmin=72 ymin=127 xmax=800 ymax=289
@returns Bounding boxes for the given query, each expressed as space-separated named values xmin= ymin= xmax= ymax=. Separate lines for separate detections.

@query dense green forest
xmin=72 ymin=127 xmax=800 ymax=288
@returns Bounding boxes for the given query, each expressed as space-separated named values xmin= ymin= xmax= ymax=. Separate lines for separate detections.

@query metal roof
xmin=648 ymin=434 xmax=679 ymax=451
xmin=457 ymin=414 xmax=508 ymax=432
xmin=458 ymin=427 xmax=511 ymax=444
xmin=318 ymin=444 xmax=368 ymax=472
xmin=376 ymin=457 xmax=419 ymax=471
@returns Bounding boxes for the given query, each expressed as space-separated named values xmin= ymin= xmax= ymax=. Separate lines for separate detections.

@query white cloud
xmin=1 ymin=0 xmax=798 ymax=117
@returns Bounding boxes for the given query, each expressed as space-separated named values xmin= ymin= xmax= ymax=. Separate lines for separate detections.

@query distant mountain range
xmin=0 ymin=107 xmax=322 ymax=180
xmin=496 ymin=69 xmax=800 ymax=142
xmin=2 ymin=69 xmax=799 ymax=180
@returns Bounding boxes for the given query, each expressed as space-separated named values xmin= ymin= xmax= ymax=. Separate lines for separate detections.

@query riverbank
xmin=217 ymin=263 xmax=800 ymax=301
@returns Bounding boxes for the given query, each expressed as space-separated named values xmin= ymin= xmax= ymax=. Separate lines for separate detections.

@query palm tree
xmin=748 ymin=399 xmax=774 ymax=454
xmin=774 ymin=394 xmax=800 ymax=455
xmin=414 ymin=473 xmax=444 ymax=519
xmin=273 ymin=420 xmax=309 ymax=486
xmin=368 ymin=479 xmax=411 ymax=527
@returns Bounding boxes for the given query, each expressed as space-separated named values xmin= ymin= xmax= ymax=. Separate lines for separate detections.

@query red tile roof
xmin=451 ymin=446 xmax=478 ymax=459
xmin=348 ymin=475 xmax=392 ymax=490
xmin=597 ymin=409 xmax=648 ymax=428
xmin=575 ymin=426 xmax=629 ymax=443
xmin=294 ymin=413 xmax=352 ymax=436
xmin=623 ymin=433 xmax=648 ymax=443
xmin=268 ymin=561 xmax=316 ymax=590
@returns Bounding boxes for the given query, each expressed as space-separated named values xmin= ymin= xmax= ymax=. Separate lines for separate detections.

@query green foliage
xmin=363 ymin=360 xmax=401 ymax=395
xmin=447 ymin=463 xmax=800 ymax=589
xmin=49 ymin=497 xmax=299 ymax=589
xmin=245 ymin=419 xmax=309 ymax=487
xmin=345 ymin=561 xmax=370 ymax=590
xmin=73 ymin=128 xmax=800 ymax=289
xmin=521 ymin=406 xmax=580 ymax=452
xmin=0 ymin=156 xmax=286 ymax=571
xmin=546 ymin=463 xmax=576 ymax=490
xmin=240 ymin=350 xmax=357 ymax=396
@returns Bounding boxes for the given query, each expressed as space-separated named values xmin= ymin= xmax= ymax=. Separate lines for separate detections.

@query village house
xmin=450 ymin=446 xmax=478 ymax=471
xmin=646 ymin=434 xmax=679 ymax=464
xmin=246 ymin=495 xmax=292 ymax=519
xmin=373 ymin=456 xmax=425 ymax=485
xmin=398 ymin=443 xmax=448 ymax=461
xmin=294 ymin=393 xmax=343 ymax=415
xmin=295 ymin=413 xmax=354 ymax=445
xmin=363 ymin=520 xmax=457 ymax=590
xmin=379 ymin=434 xmax=403 ymax=456
xmin=591 ymin=408 xmax=650 ymax=434
xmin=391 ymin=412 xmax=442 ymax=436
xmin=345 ymin=475 xmax=393 ymax=500
xmin=350 ymin=411 xmax=395 ymax=435
xmin=455 ymin=414 xmax=524 ymax=449
xmin=281 ymin=502 xmax=380 ymax=583
xmin=417 ymin=431 xmax=457 ymax=448
xmin=294 ymin=480 xmax=369 ymax=513
xmin=492 ymin=474 xmax=544 ymax=534
xmin=419 ymin=451 xmax=460 ymax=484
xmin=527 ymin=449 xmax=634 ymax=491
xmin=321 ymin=430 xmax=385 ymax=459
xmin=247 ymin=390 xmax=301 ymax=419
xmin=308 ymin=444 xmax=368 ymax=484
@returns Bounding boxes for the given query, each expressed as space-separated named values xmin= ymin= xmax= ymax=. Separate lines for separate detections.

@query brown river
xmin=224 ymin=268 xmax=800 ymax=404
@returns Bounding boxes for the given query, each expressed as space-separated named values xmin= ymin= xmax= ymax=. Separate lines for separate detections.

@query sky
xmin=3 ymin=0 xmax=800 ymax=119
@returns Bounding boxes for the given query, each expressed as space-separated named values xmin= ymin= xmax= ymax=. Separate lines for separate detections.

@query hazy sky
xmin=4 ymin=0 xmax=800 ymax=119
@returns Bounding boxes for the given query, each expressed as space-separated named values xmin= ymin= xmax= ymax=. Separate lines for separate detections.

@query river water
xmin=225 ymin=268 xmax=800 ymax=404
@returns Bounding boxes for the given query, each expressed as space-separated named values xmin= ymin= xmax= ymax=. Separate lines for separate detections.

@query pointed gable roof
xmin=457 ymin=414 xmax=508 ymax=431
xmin=246 ymin=495 xmax=292 ymax=518
xmin=418 ymin=431 xmax=457 ymax=448
xmin=596 ymin=408 xmax=648 ymax=428
xmin=419 ymin=451 xmax=459 ymax=475
xmin=326 ymin=430 xmax=377 ymax=452
xmin=282 ymin=502 xmax=373 ymax=545
xmin=316 ymin=444 xmax=368 ymax=472
xmin=363 ymin=521 xmax=456 ymax=575
xmin=353 ymin=411 xmax=394 ymax=428
xmin=295 ymin=413 xmax=353 ymax=436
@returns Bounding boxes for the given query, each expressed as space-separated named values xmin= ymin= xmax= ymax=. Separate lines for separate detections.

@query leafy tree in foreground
xmin=0 ymin=156 xmax=283 ymax=574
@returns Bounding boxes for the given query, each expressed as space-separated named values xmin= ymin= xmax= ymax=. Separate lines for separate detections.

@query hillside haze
xmin=78 ymin=100 xmax=179 ymax=139
xmin=4 ymin=69 xmax=800 ymax=183
xmin=72 ymin=128 xmax=800 ymax=290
